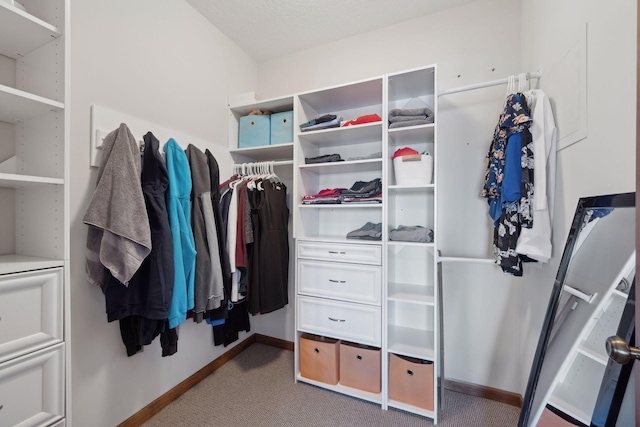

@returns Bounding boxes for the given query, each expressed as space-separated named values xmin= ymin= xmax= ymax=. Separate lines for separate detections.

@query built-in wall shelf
xmin=299 ymin=204 xmax=382 ymax=209
xmin=0 ymin=2 xmax=61 ymax=59
xmin=388 ymin=124 xmax=435 ymax=146
xmin=299 ymin=158 xmax=382 ymax=173
xmin=297 ymin=375 xmax=382 ymax=404
xmin=388 ymin=325 xmax=435 ymax=360
xmin=0 ymin=173 xmax=64 ymax=188
xmin=387 ymin=400 xmax=435 ymax=420
xmin=0 ymin=84 xmax=64 ymax=123
xmin=0 ymin=255 xmax=64 ymax=276
xmin=229 ymin=143 xmax=294 ymax=161
xmin=298 ymin=122 xmax=382 ymax=147
xmin=387 ymin=241 xmax=434 ymax=248
xmin=388 ymin=184 xmax=434 ymax=190
xmin=388 ymin=283 xmax=434 ymax=305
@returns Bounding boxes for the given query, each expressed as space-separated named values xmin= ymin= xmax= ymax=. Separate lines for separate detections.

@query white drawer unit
xmin=298 ymin=241 xmax=382 ymax=265
xmin=0 ymin=268 xmax=63 ymax=364
xmin=298 ymin=296 xmax=381 ymax=346
xmin=298 ymin=259 xmax=381 ymax=305
xmin=0 ymin=343 xmax=65 ymax=427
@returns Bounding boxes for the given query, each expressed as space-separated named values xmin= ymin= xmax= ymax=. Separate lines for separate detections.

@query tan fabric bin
xmin=388 ymin=353 xmax=434 ymax=411
xmin=339 ymin=341 xmax=381 ymax=393
xmin=299 ymin=333 xmax=340 ymax=385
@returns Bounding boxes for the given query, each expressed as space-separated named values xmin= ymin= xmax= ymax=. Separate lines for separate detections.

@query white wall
xmin=519 ymin=0 xmax=637 ymax=394
xmin=69 ymin=1 xmax=257 ymax=426
xmin=257 ymin=0 xmax=528 ymax=393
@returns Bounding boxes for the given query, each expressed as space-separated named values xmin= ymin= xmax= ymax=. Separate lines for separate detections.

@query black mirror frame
xmin=518 ymin=191 xmax=636 ymax=427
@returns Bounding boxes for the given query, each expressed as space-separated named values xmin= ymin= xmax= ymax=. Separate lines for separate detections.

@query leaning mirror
xmin=519 ymin=192 xmax=636 ymax=426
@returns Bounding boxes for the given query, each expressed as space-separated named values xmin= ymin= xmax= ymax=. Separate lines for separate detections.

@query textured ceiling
xmin=186 ymin=0 xmax=479 ymax=62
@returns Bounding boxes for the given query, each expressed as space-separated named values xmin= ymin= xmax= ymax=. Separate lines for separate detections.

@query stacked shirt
xmin=301 ymin=178 xmax=382 ymax=205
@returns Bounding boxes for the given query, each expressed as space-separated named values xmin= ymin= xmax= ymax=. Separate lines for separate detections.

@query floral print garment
xmin=482 ymin=94 xmax=534 ymax=276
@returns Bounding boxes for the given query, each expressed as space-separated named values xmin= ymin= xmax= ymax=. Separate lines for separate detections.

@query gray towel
xmin=83 ymin=123 xmax=151 ymax=289
xmin=389 ymin=225 xmax=434 ymax=243
xmin=389 ymin=107 xmax=434 ymax=118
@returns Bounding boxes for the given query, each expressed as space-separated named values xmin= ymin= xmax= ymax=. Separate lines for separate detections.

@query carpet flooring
xmin=143 ymin=343 xmax=520 ymax=427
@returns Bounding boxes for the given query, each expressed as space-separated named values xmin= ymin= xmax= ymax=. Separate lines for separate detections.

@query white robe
xmin=516 ymin=90 xmax=557 ymax=263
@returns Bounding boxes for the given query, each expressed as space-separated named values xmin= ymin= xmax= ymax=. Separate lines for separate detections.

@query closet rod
xmin=437 ymin=72 xmax=541 ymax=97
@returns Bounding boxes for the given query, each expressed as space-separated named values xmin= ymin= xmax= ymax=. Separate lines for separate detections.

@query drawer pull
xmin=328 ymin=251 xmax=346 ymax=255
xmin=328 ymin=317 xmax=346 ymax=322
xmin=314 ymin=348 xmax=320 ymax=353
xmin=0 ymin=404 xmax=3 ymax=410
xmin=328 ymin=279 xmax=346 ymax=284
xmin=356 ymin=354 xmax=363 ymax=360
xmin=407 ymin=369 xmax=414 ymax=376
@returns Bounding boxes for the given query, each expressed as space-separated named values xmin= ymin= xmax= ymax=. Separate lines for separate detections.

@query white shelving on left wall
xmin=0 ymin=0 xmax=70 ymax=425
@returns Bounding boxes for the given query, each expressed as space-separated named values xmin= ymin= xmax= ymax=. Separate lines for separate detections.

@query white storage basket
xmin=393 ymin=153 xmax=433 ymax=185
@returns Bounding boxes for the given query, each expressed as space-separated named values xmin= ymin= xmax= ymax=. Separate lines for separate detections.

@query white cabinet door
xmin=298 ymin=260 xmax=381 ymax=305
xmin=298 ymin=296 xmax=381 ymax=346
xmin=0 ymin=343 xmax=64 ymax=427
xmin=0 ymin=268 xmax=63 ymax=364
xmin=298 ymin=241 xmax=382 ymax=265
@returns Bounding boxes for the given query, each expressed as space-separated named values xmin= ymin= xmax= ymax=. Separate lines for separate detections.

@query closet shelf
xmin=388 ymin=241 xmax=434 ymax=248
xmin=387 ymin=325 xmax=435 ymax=360
xmin=296 ymin=237 xmax=382 ymax=246
xmin=388 ymin=123 xmax=435 ymax=146
xmin=388 ymin=184 xmax=434 ymax=190
xmin=0 ymin=254 xmax=64 ymax=276
xmin=388 ymin=283 xmax=434 ymax=306
xmin=548 ymin=353 xmax=605 ymax=426
xmin=229 ymin=96 xmax=294 ymax=116
xmin=299 ymin=158 xmax=382 ymax=174
xmin=296 ymin=374 xmax=382 ymax=404
xmin=299 ymin=203 xmax=382 ymax=209
xmin=577 ymin=346 xmax=608 ymax=366
xmin=298 ymin=122 xmax=382 ymax=147
xmin=297 ymin=78 xmax=383 ymax=113
xmin=0 ymin=173 xmax=64 ymax=188
xmin=0 ymin=2 xmax=61 ymax=59
xmin=229 ymin=143 xmax=293 ymax=162
xmin=0 ymin=84 xmax=64 ymax=123
xmin=387 ymin=400 xmax=435 ymax=420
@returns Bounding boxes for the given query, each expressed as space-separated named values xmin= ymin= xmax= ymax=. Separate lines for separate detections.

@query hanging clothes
xmin=516 ymin=90 xmax=557 ymax=263
xmin=164 ymin=138 xmax=197 ymax=328
xmin=185 ymin=144 xmax=224 ymax=322
xmin=482 ymin=93 xmax=533 ymax=276
xmin=247 ymin=178 xmax=290 ymax=314
xmin=205 ymin=150 xmax=231 ymax=323
xmin=113 ymin=132 xmax=175 ymax=356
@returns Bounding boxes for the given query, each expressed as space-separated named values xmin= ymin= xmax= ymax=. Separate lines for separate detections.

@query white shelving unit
xmin=384 ymin=66 xmax=439 ymax=421
xmin=0 ymin=0 xmax=69 ymax=425
xmin=288 ymin=66 xmax=440 ymax=422
xmin=229 ymin=67 xmax=440 ymax=422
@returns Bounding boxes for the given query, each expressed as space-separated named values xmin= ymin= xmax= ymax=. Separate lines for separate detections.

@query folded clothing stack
xmin=389 ymin=225 xmax=434 ymax=243
xmin=301 ymin=188 xmax=348 ymax=205
xmin=341 ymin=114 xmax=382 ymax=127
xmin=301 ymin=178 xmax=382 ymax=205
xmin=388 ymin=107 xmax=434 ymax=129
xmin=347 ymin=222 xmax=382 ymax=240
xmin=305 ymin=153 xmax=344 ymax=164
xmin=300 ymin=114 xmax=342 ymax=132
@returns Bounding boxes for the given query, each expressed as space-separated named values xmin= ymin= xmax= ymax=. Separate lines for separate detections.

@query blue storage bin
xmin=270 ymin=111 xmax=293 ymax=145
xmin=239 ymin=115 xmax=270 ymax=148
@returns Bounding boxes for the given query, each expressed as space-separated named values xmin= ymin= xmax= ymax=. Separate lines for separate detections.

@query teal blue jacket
xmin=164 ymin=138 xmax=196 ymax=328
